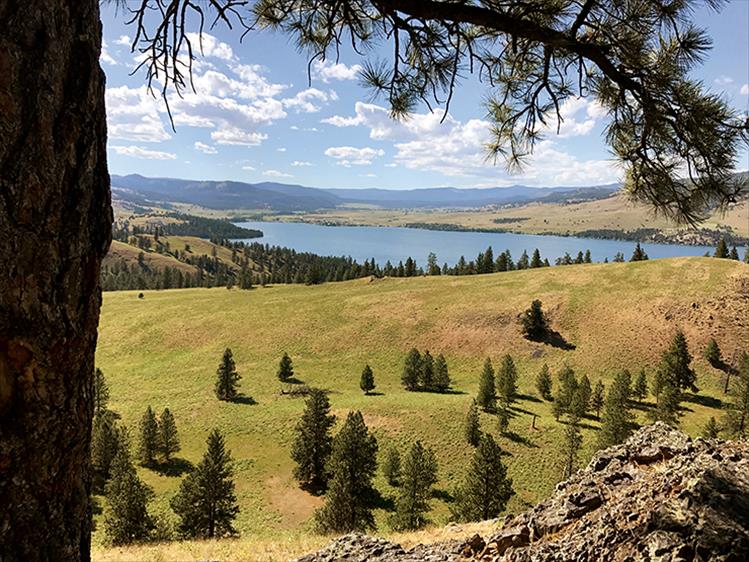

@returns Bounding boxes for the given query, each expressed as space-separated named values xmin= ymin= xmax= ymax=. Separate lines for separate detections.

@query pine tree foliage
xmin=433 ymin=354 xmax=451 ymax=393
xmin=452 ymin=434 xmax=514 ymax=522
xmin=92 ymin=411 xmax=123 ymax=483
xmin=464 ymin=399 xmax=481 ymax=447
xmin=714 ymin=237 xmax=729 ymax=258
xmin=402 ymin=348 xmax=421 ymax=391
xmin=360 ymin=364 xmax=376 ymax=395
xmin=591 ymin=381 xmax=605 ymax=419
xmin=723 ymin=352 xmax=749 ymax=439
xmin=94 ymin=367 xmax=110 ymax=416
xmin=649 ymin=376 xmax=682 ymax=426
xmin=215 ymin=348 xmax=241 ymax=401
xmin=277 ymin=352 xmax=294 ymax=383
xmin=704 ymin=338 xmax=722 ymax=367
xmin=390 ymin=442 xmax=438 ymax=531
xmin=497 ymin=406 xmax=510 ymax=435
xmin=291 ymin=388 xmax=335 ymax=492
xmin=159 ymin=408 xmax=180 ymax=463
xmin=420 ymin=350 xmax=434 ymax=390
xmin=477 ymin=358 xmax=497 ymax=412
xmin=521 ymin=300 xmax=549 ymax=341
xmin=658 ymin=331 xmax=697 ymax=392
xmin=382 ymin=446 xmax=402 ymax=487
xmin=104 ymin=442 xmax=154 ymax=546
xmin=171 ymin=429 xmax=239 ymax=539
xmin=536 ymin=363 xmax=553 ymax=400
xmin=630 ymin=243 xmax=649 ymax=261
xmin=496 ymin=354 xmax=518 ymax=408
xmin=137 ymin=406 xmax=159 ymax=466
xmin=561 ymin=417 xmax=583 ymax=480
xmin=315 ymin=411 xmax=378 ymax=533
xmin=702 ymin=416 xmax=720 ymax=439
xmin=598 ymin=371 xmax=634 ymax=448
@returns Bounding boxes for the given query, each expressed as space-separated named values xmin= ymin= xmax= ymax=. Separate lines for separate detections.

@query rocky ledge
xmin=295 ymin=423 xmax=749 ymax=561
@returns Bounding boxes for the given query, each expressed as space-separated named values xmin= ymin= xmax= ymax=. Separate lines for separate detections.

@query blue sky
xmin=101 ymin=2 xmax=749 ymax=189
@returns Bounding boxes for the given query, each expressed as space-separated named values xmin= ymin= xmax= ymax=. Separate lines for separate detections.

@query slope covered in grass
xmin=93 ymin=257 xmax=748 ymax=554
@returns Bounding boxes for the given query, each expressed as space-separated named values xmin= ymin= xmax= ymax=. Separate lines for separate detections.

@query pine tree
xmin=497 ymin=406 xmax=510 ymax=435
xmin=633 ymin=369 xmax=648 ymax=401
xmin=137 ymin=406 xmax=159 ymax=466
xmin=714 ymin=237 xmax=729 ymax=258
xmin=630 ymin=243 xmax=649 ymax=261
xmin=382 ymin=446 xmax=402 ymax=487
xmin=451 ymin=434 xmax=514 ymax=522
xmin=402 ymin=348 xmax=421 ymax=391
xmin=597 ymin=371 xmax=634 ymax=448
xmin=536 ymin=363 xmax=553 ymax=400
xmin=649 ymin=377 xmax=681 ymax=426
xmin=577 ymin=374 xmax=592 ymax=415
xmin=554 ymin=366 xmax=579 ymax=419
xmin=291 ymin=388 xmax=335 ymax=492
xmin=215 ymin=348 xmax=241 ymax=401
xmin=360 ymin=364 xmax=375 ymax=395
xmin=658 ymin=331 xmax=697 ymax=392
xmin=702 ymin=416 xmax=720 ymax=439
xmin=496 ymin=354 xmax=518 ymax=408
xmin=92 ymin=410 xmax=123 ymax=483
xmin=591 ymin=381 xmax=605 ymax=419
xmin=104 ymin=441 xmax=154 ymax=545
xmin=729 ymin=246 xmax=740 ymax=260
xmin=464 ymin=399 xmax=481 ymax=447
xmin=561 ymin=414 xmax=583 ymax=480
xmin=171 ymin=429 xmax=240 ymax=538
xmin=723 ymin=352 xmax=749 ymax=438
xmin=520 ymin=299 xmax=549 ymax=341
xmin=433 ymin=354 xmax=451 ymax=392
xmin=476 ymin=358 xmax=497 ymax=411
xmin=315 ymin=411 xmax=378 ymax=533
xmin=420 ymin=350 xmax=434 ymax=390
xmin=390 ymin=442 xmax=438 ymax=531
xmin=94 ymin=367 xmax=110 ymax=416
xmin=159 ymin=408 xmax=180 ymax=463
xmin=277 ymin=352 xmax=294 ymax=383
xmin=704 ymin=338 xmax=722 ymax=367
xmin=530 ymin=248 xmax=542 ymax=268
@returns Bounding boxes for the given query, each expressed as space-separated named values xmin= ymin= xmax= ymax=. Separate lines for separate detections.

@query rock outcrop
xmin=295 ymin=423 xmax=749 ymax=561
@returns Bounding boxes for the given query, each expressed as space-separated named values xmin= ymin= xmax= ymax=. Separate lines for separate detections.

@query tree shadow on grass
xmin=558 ymin=418 xmax=600 ymax=431
xmin=233 ymin=394 xmax=257 ymax=405
xmin=527 ymin=330 xmax=576 ymax=350
xmin=152 ymin=457 xmax=194 ymax=477
xmin=370 ymin=489 xmax=396 ymax=511
xmin=683 ymin=393 xmax=723 ymax=409
xmin=516 ymin=393 xmax=542 ymax=403
xmin=630 ymin=400 xmax=654 ymax=412
xmin=504 ymin=431 xmax=539 ymax=448
xmin=432 ymin=488 xmax=454 ymax=503
xmin=508 ymin=404 xmax=536 ymax=416
xmin=363 ymin=391 xmax=385 ymax=397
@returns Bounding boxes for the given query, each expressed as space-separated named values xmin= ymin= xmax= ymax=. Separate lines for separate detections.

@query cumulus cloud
xmin=194 ymin=141 xmax=218 ymax=154
xmin=263 ymin=169 xmax=293 ymax=178
xmin=105 ymin=86 xmax=171 ymax=143
xmin=714 ymin=75 xmax=734 ymax=87
xmin=312 ymin=59 xmax=362 ymax=82
xmin=100 ymin=40 xmax=117 ymax=66
xmin=185 ymin=32 xmax=234 ymax=61
xmin=211 ymin=128 xmax=268 ymax=146
xmin=115 ymin=35 xmax=131 ymax=47
xmin=110 ymin=145 xmax=177 ymax=160
xmin=291 ymin=161 xmax=313 ymax=167
xmin=741 ymin=84 xmax=749 ymax=95
xmin=324 ymin=146 xmax=385 ymax=166
xmin=283 ymin=88 xmax=336 ymax=113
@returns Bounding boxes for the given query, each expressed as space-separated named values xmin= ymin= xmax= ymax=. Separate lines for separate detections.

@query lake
xmin=234 ymin=220 xmax=720 ymax=266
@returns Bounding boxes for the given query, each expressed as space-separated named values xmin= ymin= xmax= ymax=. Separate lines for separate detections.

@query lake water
xmin=234 ymin=220 xmax=720 ymax=266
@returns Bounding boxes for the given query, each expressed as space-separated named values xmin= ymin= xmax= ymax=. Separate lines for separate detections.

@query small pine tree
xmin=497 ymin=406 xmax=510 ymax=435
xmin=561 ymin=416 xmax=583 ymax=480
xmin=591 ymin=381 xmax=605 ymax=419
xmin=649 ymin=377 xmax=682 ymax=426
xmin=704 ymin=338 xmax=722 ymax=367
xmin=723 ymin=352 xmax=749 ymax=438
xmin=598 ymin=371 xmax=634 ymax=448
xmin=521 ymin=299 xmax=549 ymax=341
xmin=420 ymin=350 xmax=434 ymax=390
xmin=577 ymin=374 xmax=592 ymax=414
xmin=171 ymin=429 xmax=240 ymax=538
xmin=215 ymin=348 xmax=241 ymax=401
xmin=630 ymin=243 xmax=649 ymax=261
xmin=382 ymin=446 xmax=402 ymax=486
xmin=315 ymin=411 xmax=378 ymax=533
xmin=159 ymin=408 xmax=180 ymax=463
xmin=729 ymin=246 xmax=740 ymax=260
xmin=530 ymin=248 xmax=542 ymax=268
xmin=658 ymin=331 xmax=697 ymax=392
xmin=390 ymin=441 xmax=438 ymax=531
xmin=291 ymin=388 xmax=335 ymax=492
xmin=433 ymin=354 xmax=451 ymax=392
xmin=93 ymin=367 xmax=110 ymax=416
xmin=702 ymin=416 xmax=720 ymax=439
xmin=104 ymin=441 xmax=154 ymax=545
xmin=476 ymin=358 xmax=497 ymax=412
xmin=633 ymin=369 xmax=648 ymax=401
xmin=451 ymin=434 xmax=514 ymax=522
xmin=277 ymin=352 xmax=294 ymax=383
xmin=554 ymin=366 xmax=579 ymax=419
xmin=536 ymin=364 xmax=553 ymax=400
xmin=137 ymin=406 xmax=160 ymax=466
xmin=464 ymin=399 xmax=481 ymax=447
xmin=496 ymin=354 xmax=518 ymax=408
xmin=714 ymin=237 xmax=729 ymax=258
xmin=360 ymin=364 xmax=375 ymax=395
xmin=92 ymin=411 xmax=123 ymax=483
xmin=402 ymin=348 xmax=421 ymax=391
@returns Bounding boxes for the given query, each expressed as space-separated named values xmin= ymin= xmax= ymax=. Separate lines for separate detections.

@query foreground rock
xmin=295 ymin=423 xmax=749 ymax=561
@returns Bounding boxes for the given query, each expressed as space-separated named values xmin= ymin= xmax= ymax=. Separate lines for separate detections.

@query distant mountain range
xmin=111 ymin=173 xmax=620 ymax=212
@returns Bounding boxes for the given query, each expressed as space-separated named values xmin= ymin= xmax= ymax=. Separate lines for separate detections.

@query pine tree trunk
xmin=0 ymin=0 xmax=111 ymax=559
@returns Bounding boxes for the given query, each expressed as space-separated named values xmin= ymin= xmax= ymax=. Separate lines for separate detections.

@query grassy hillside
xmin=93 ymin=257 xmax=749 ymax=560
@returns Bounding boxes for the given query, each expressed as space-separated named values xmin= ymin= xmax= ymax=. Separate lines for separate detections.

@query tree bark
xmin=0 ymin=0 xmax=111 ymax=560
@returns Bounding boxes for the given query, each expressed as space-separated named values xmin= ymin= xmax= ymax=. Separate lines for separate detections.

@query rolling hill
xmin=92 ymin=257 xmax=748 ymax=560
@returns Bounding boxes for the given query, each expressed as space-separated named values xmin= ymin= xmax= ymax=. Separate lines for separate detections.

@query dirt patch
xmin=331 ymin=410 xmax=403 ymax=433
xmin=264 ymin=475 xmax=323 ymax=529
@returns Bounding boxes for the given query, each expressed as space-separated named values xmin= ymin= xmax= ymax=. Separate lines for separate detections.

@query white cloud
xmin=115 ymin=35 xmax=131 ymax=47
xmin=324 ymin=146 xmax=385 ymax=166
xmin=185 ymin=32 xmax=234 ymax=61
xmin=211 ymin=128 xmax=268 ymax=146
xmin=714 ymin=75 xmax=734 ymax=87
xmin=282 ymin=88 xmax=336 ymax=113
xmin=105 ymin=86 xmax=171 ymax=143
xmin=194 ymin=141 xmax=218 ymax=154
xmin=263 ymin=169 xmax=293 ymax=178
xmin=291 ymin=161 xmax=313 ymax=167
xmin=241 ymin=165 xmax=256 ymax=171
xmin=312 ymin=60 xmax=362 ymax=82
xmin=110 ymin=145 xmax=176 ymax=160
xmin=277 ymin=147 xmax=287 ymax=152
xmin=100 ymin=40 xmax=117 ymax=66
xmin=741 ymin=84 xmax=749 ymax=95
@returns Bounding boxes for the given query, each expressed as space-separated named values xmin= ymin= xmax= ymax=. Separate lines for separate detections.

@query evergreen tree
xmin=215 ymin=348 xmax=241 ymax=401
xmin=649 ymin=377 xmax=681 ymax=426
xmin=584 ymin=249 xmax=592 ymax=263
xmin=554 ymin=366 xmax=579 ymax=419
xmin=704 ymin=338 xmax=722 ymax=367
xmin=277 ymin=352 xmax=294 ymax=383
xmin=577 ymin=374 xmax=592 ymax=414
xmin=658 ymin=331 xmax=697 ymax=392
xmin=520 ymin=299 xmax=549 ymax=341
xmin=402 ymin=348 xmax=421 ymax=391
xmin=729 ymin=246 xmax=740 ymax=260
xmin=315 ymin=411 xmax=378 ymax=533
xmin=536 ymin=363 xmax=553 ymax=400
xmin=723 ymin=352 xmax=749 ymax=438
xmin=497 ymin=406 xmax=510 ymax=435
xmin=159 ymin=408 xmax=180 ymax=463
xmin=382 ymin=446 xmax=402 ymax=487
xmin=464 ymin=399 xmax=481 ymax=447
xmin=591 ymin=381 xmax=605 ymax=419
xmin=630 ymin=243 xmax=649 ymax=261
xmin=702 ymin=416 xmax=720 ymax=439
xmin=291 ymin=388 xmax=335 ymax=492
xmin=390 ymin=441 xmax=438 ymax=531
xmin=137 ymin=406 xmax=159 ymax=466
xmin=360 ymin=364 xmax=376 ymax=395
xmin=714 ymin=237 xmax=729 ymax=258
xmin=476 ymin=358 xmax=497 ymax=411
xmin=171 ymin=429 xmax=239 ymax=538
xmin=420 ymin=350 xmax=434 ymax=390
xmin=530 ymin=248 xmax=542 ymax=268
xmin=496 ymin=354 xmax=518 ymax=408
xmin=633 ymin=369 xmax=648 ymax=401
xmin=92 ymin=411 xmax=123 ymax=483
xmin=104 ymin=442 xmax=154 ymax=545
xmin=93 ymin=367 xmax=110 ymax=416
xmin=598 ymin=371 xmax=634 ymax=448
xmin=451 ymin=434 xmax=514 ymax=522
xmin=561 ymin=415 xmax=583 ymax=480
xmin=433 ymin=354 xmax=451 ymax=392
